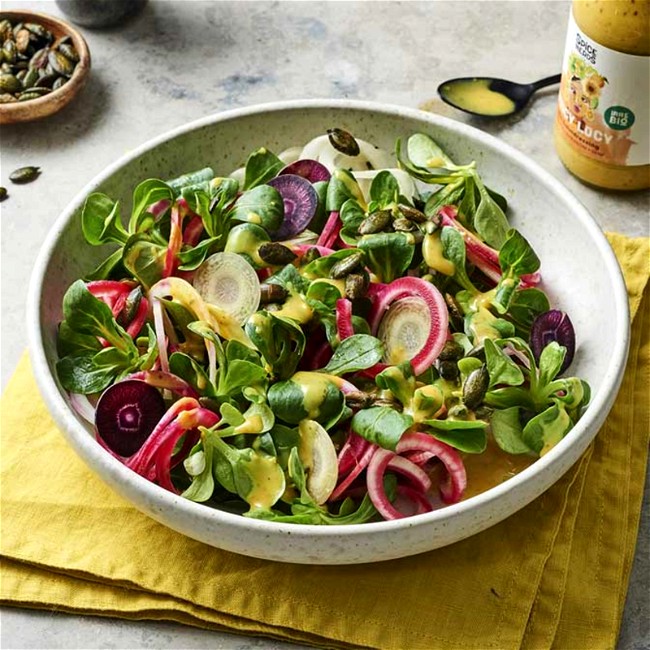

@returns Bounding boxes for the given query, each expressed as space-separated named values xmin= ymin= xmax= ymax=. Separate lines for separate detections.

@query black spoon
xmin=437 ymin=74 xmax=562 ymax=118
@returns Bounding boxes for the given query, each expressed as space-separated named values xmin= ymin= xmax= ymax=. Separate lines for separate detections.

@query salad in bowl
xmin=55 ymin=127 xmax=590 ymax=526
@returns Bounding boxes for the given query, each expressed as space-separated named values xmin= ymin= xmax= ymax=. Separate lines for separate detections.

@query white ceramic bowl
xmin=27 ymin=100 xmax=629 ymax=564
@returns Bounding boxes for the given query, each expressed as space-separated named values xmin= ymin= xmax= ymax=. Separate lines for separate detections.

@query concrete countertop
xmin=1 ymin=1 xmax=648 ymax=648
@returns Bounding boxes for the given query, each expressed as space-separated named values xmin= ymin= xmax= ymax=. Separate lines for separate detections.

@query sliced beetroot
xmin=95 ymin=380 xmax=166 ymax=457
xmin=280 ymin=159 xmax=331 ymax=183
xmin=530 ymin=309 xmax=576 ymax=373
xmin=267 ymin=174 xmax=318 ymax=241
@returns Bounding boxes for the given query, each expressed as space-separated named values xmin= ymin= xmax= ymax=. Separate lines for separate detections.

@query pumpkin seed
xmin=438 ymin=360 xmax=460 ymax=382
xmin=462 ymin=365 xmax=489 ymax=410
xmin=29 ymin=47 xmax=49 ymax=70
xmin=0 ymin=187 xmax=7 ymax=202
xmin=58 ymin=42 xmax=79 ymax=63
xmin=48 ymin=49 xmax=74 ymax=77
xmin=397 ymin=203 xmax=427 ymax=223
xmin=18 ymin=91 xmax=42 ymax=101
xmin=0 ymin=20 xmax=12 ymax=42
xmin=327 ymin=128 xmax=360 ymax=157
xmin=117 ymin=287 xmax=144 ymax=327
xmin=438 ymin=340 xmax=465 ymax=362
xmin=15 ymin=29 xmax=30 ymax=53
xmin=19 ymin=86 xmax=51 ymax=98
xmin=25 ymin=23 xmax=51 ymax=41
xmin=0 ymin=92 xmax=17 ymax=103
xmin=0 ymin=73 xmax=21 ymax=93
xmin=38 ymin=72 xmax=60 ymax=88
xmin=22 ymin=67 xmax=39 ymax=88
xmin=9 ymin=166 xmax=41 ymax=184
xmin=258 ymin=242 xmax=297 ymax=266
xmin=260 ymin=283 xmax=288 ymax=304
xmin=3 ymin=40 xmax=17 ymax=64
xmin=393 ymin=217 xmax=417 ymax=232
xmin=12 ymin=22 xmax=24 ymax=37
xmin=300 ymin=247 xmax=321 ymax=265
xmin=358 ymin=209 xmax=391 ymax=235
xmin=448 ymin=404 xmax=469 ymax=419
xmin=345 ymin=272 xmax=369 ymax=300
xmin=52 ymin=76 xmax=66 ymax=90
xmin=330 ymin=251 xmax=365 ymax=279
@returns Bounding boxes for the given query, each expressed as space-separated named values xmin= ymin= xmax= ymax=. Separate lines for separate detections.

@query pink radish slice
xmin=126 ymin=296 xmax=149 ymax=339
xmin=369 ymin=277 xmax=448 ymax=376
xmin=280 ymin=159 xmax=331 ymax=183
xmin=396 ymin=432 xmax=467 ymax=504
xmin=316 ymin=211 xmax=341 ymax=248
xmin=386 ymin=455 xmax=432 ymax=493
xmin=337 ymin=431 xmax=372 ymax=477
xmin=396 ymin=485 xmax=433 ymax=515
xmin=366 ymin=448 xmax=406 ymax=520
xmin=147 ymin=198 xmax=171 ymax=218
xmin=267 ymin=174 xmax=318 ymax=241
xmin=330 ymin=444 xmax=376 ymax=501
xmin=440 ymin=206 xmax=540 ymax=287
xmin=95 ymin=380 xmax=167 ymax=458
xmin=183 ymin=215 xmax=204 ymax=246
xmin=336 ymin=299 xmax=354 ymax=341
xmin=126 ymin=397 xmax=199 ymax=473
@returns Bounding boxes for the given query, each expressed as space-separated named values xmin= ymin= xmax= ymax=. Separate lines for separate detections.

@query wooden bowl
xmin=0 ymin=10 xmax=90 ymax=125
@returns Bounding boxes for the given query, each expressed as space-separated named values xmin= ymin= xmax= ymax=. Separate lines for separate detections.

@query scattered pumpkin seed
xmin=330 ymin=251 xmax=365 ymax=279
xmin=393 ymin=217 xmax=418 ymax=232
xmin=25 ymin=23 xmax=50 ymax=40
xmin=258 ymin=242 xmax=298 ymax=266
xmin=438 ymin=360 xmax=460 ymax=381
xmin=462 ymin=365 xmax=489 ymax=410
xmin=345 ymin=272 xmax=369 ymax=300
xmin=397 ymin=203 xmax=427 ymax=223
xmin=358 ymin=209 xmax=391 ymax=235
xmin=9 ymin=166 xmax=41 ymax=184
xmin=260 ymin=283 xmax=288 ymax=304
xmin=0 ymin=187 xmax=7 ymax=202
xmin=438 ymin=340 xmax=465 ymax=362
xmin=327 ymin=128 xmax=361 ymax=157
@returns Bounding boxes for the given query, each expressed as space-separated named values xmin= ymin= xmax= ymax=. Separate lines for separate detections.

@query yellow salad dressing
xmin=439 ymin=78 xmax=516 ymax=116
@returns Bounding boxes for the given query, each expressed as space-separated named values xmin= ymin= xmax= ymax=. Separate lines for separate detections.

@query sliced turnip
xmin=95 ymin=380 xmax=166 ymax=458
xmin=298 ymin=419 xmax=339 ymax=505
xmin=267 ymin=174 xmax=318 ymax=241
xmin=280 ymin=159 xmax=331 ymax=183
xmin=370 ymin=277 xmax=449 ymax=375
xmin=193 ymin=251 xmax=260 ymax=324
xmin=530 ymin=310 xmax=576 ymax=373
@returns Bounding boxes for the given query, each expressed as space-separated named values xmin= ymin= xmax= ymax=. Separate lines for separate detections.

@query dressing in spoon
xmin=437 ymin=74 xmax=561 ymax=118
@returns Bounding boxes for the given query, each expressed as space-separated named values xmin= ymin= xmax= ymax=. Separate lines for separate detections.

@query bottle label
xmin=556 ymin=11 xmax=650 ymax=166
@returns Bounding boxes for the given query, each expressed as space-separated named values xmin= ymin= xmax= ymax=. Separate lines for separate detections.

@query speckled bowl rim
xmin=27 ymin=99 xmax=630 ymax=551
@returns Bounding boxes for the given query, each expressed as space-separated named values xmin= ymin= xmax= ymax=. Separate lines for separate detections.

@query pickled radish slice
xmin=193 ymin=252 xmax=260 ymax=324
xmin=267 ymin=174 xmax=318 ymax=241
xmin=95 ymin=380 xmax=166 ymax=458
xmin=280 ymin=159 xmax=331 ymax=183
xmin=378 ymin=297 xmax=431 ymax=366
xmin=369 ymin=277 xmax=449 ymax=376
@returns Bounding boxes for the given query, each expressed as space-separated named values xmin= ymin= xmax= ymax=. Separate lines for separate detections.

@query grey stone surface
xmin=1 ymin=1 xmax=648 ymax=648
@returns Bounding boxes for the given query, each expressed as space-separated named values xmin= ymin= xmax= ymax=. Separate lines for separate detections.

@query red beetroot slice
xmin=530 ymin=309 xmax=576 ymax=373
xmin=280 ymin=159 xmax=331 ymax=183
xmin=267 ymin=174 xmax=318 ymax=241
xmin=95 ymin=380 xmax=167 ymax=457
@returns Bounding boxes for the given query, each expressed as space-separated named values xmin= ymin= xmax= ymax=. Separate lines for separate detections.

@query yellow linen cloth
xmin=1 ymin=234 xmax=648 ymax=650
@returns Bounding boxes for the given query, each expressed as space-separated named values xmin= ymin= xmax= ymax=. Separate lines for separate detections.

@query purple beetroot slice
xmin=530 ymin=309 xmax=576 ymax=374
xmin=280 ymin=159 xmax=331 ymax=183
xmin=267 ymin=173 xmax=318 ymax=241
xmin=95 ymin=380 xmax=166 ymax=457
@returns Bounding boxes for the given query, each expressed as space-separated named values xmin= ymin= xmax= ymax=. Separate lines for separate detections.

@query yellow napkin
xmin=1 ymin=234 xmax=648 ymax=650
